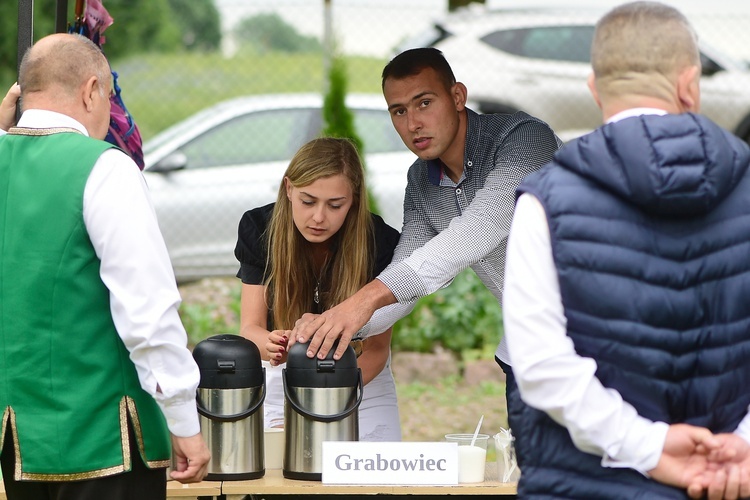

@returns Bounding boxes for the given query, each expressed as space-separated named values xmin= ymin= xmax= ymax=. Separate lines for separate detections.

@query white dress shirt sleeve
xmin=83 ymin=149 xmax=200 ymax=437
xmin=503 ymin=193 xmax=669 ymax=474
xmin=735 ymin=407 xmax=750 ymax=444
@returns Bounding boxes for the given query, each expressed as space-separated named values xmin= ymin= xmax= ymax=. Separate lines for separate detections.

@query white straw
xmin=470 ymin=414 xmax=484 ymax=447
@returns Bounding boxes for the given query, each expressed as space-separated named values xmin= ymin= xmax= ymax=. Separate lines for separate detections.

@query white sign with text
xmin=322 ymin=441 xmax=459 ymax=485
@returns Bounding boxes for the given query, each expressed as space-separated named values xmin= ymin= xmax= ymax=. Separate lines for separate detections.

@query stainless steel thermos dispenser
xmin=193 ymin=334 xmax=266 ymax=480
xmin=282 ymin=340 xmax=362 ymax=480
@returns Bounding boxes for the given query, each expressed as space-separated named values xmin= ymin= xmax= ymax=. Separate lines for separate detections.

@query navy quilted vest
xmin=512 ymin=113 xmax=750 ymax=499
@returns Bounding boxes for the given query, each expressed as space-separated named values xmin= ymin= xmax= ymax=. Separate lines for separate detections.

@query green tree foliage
xmin=321 ymin=56 xmax=382 ymax=215
xmin=392 ymin=269 xmax=503 ymax=357
xmin=95 ymin=0 xmax=182 ymax=60
xmin=0 ymin=0 xmax=187 ymax=89
xmin=0 ymin=0 xmax=60 ymax=88
xmin=322 ymin=57 xmax=363 ymax=152
xmin=234 ymin=13 xmax=321 ymax=53
xmin=166 ymin=0 xmax=222 ymax=52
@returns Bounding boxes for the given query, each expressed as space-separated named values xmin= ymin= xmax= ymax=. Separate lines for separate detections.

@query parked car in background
xmin=400 ymin=7 xmax=750 ymax=143
xmin=143 ymin=93 xmax=415 ymax=282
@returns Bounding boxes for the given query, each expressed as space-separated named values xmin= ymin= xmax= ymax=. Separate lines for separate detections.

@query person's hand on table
xmin=170 ymin=433 xmax=211 ymax=483
xmin=267 ymin=329 xmax=291 ymax=366
xmin=0 ymin=83 xmax=20 ymax=131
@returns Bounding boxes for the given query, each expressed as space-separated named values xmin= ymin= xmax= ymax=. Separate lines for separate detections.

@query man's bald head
xmin=18 ymin=33 xmax=112 ymax=139
xmin=589 ymin=1 xmax=701 ymax=114
xmin=19 ymin=33 xmax=110 ymax=105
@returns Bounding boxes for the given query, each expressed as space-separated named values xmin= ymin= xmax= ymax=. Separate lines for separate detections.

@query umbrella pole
xmin=16 ymin=0 xmax=33 ymax=122
xmin=17 ymin=0 xmax=33 ymax=74
xmin=55 ymin=0 xmax=69 ymax=33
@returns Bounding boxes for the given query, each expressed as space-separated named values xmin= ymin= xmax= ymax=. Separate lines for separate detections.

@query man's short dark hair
xmin=381 ymin=47 xmax=456 ymax=91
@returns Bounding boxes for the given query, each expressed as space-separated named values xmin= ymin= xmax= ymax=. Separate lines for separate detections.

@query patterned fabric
xmin=514 ymin=113 xmax=750 ymax=499
xmin=106 ymin=71 xmax=144 ymax=170
xmin=376 ymin=108 xmax=560 ymax=360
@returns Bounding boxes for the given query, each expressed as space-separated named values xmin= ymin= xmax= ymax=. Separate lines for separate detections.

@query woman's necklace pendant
xmin=314 ymin=283 xmax=320 ymax=304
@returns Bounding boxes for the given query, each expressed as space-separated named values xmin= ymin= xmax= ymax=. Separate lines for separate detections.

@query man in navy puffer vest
xmin=503 ymin=2 xmax=750 ymax=499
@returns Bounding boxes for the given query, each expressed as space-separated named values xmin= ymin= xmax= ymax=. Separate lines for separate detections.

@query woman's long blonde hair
xmin=266 ymin=137 xmax=374 ymax=329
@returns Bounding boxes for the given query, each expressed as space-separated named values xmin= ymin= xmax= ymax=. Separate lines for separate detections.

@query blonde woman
xmin=234 ymin=137 xmax=401 ymax=441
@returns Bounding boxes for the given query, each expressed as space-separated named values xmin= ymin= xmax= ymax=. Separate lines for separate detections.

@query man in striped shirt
xmin=291 ymin=47 xmax=560 ymax=393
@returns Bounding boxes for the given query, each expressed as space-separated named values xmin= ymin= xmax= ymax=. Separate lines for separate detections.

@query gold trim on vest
xmin=125 ymin=396 xmax=171 ymax=469
xmin=120 ymin=397 xmax=131 ymax=470
xmin=0 ymin=408 xmax=23 ymax=480
xmin=6 ymin=397 xmax=169 ymax=481
xmin=22 ymin=464 xmax=127 ymax=482
xmin=16 ymin=401 xmax=128 ymax=481
xmin=9 ymin=409 xmax=22 ymax=481
xmin=7 ymin=127 xmax=84 ymax=137
xmin=0 ymin=408 xmax=6 ymax=459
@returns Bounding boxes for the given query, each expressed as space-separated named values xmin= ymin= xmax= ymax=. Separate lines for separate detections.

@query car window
xmin=353 ymin=109 xmax=406 ymax=154
xmin=481 ymin=26 xmax=594 ymax=63
xmin=179 ymin=108 xmax=315 ymax=169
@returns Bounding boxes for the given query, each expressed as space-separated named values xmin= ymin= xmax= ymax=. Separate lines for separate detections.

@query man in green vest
xmin=0 ymin=33 xmax=210 ymax=500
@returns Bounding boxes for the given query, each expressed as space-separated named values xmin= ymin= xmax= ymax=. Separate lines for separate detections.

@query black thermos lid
xmin=193 ymin=334 xmax=264 ymax=389
xmin=285 ymin=339 xmax=358 ymax=388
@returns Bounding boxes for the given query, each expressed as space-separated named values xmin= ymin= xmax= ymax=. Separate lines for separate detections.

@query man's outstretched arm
xmin=290 ymin=278 xmax=396 ymax=360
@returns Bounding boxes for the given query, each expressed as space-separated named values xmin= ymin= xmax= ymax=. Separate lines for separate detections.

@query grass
xmin=110 ymin=51 xmax=388 ymax=140
xmin=0 ymin=51 xmax=387 ymax=141
xmin=396 ymin=375 xmax=507 ymax=462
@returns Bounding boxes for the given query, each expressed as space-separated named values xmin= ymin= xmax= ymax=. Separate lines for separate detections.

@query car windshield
xmin=179 ymin=108 xmax=314 ymax=168
xmin=142 ymin=105 xmax=222 ymax=156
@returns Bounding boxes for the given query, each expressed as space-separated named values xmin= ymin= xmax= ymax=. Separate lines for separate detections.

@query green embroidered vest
xmin=0 ymin=129 xmax=171 ymax=481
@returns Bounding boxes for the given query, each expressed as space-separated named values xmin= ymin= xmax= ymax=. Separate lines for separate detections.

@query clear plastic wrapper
xmin=494 ymin=427 xmax=520 ymax=482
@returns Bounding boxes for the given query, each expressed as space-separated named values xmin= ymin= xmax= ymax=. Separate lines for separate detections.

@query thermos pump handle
xmin=282 ymin=369 xmax=364 ymax=423
xmin=195 ymin=367 xmax=267 ymax=423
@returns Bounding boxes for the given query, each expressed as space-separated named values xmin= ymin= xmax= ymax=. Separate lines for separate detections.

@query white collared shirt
xmin=503 ymin=108 xmax=750 ymax=474
xmin=11 ymin=110 xmax=200 ymax=437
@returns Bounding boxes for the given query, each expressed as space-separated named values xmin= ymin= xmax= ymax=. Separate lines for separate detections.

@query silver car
xmin=402 ymin=8 xmax=750 ymax=143
xmin=143 ymin=93 xmax=415 ymax=282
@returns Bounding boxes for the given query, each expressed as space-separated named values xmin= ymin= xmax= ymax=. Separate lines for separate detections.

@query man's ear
xmin=677 ymin=65 xmax=701 ymax=113
xmin=82 ymin=75 xmax=99 ymax=112
xmin=452 ymin=82 xmax=468 ymax=111
xmin=587 ymin=72 xmax=602 ymax=110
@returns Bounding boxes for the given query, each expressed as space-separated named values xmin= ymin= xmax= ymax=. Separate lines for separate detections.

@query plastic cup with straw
xmin=446 ymin=414 xmax=488 ymax=483
xmin=470 ymin=414 xmax=484 ymax=447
